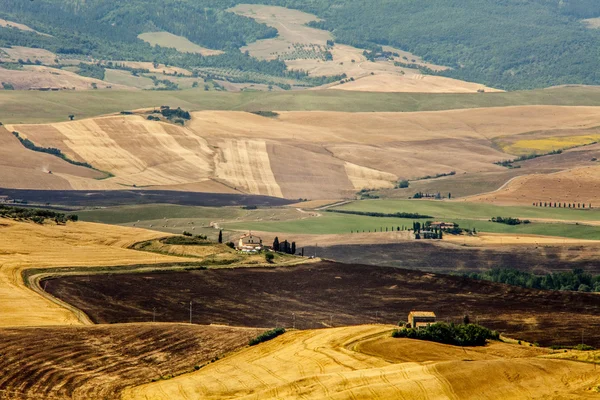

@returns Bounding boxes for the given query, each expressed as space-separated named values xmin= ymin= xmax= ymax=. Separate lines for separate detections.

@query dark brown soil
xmin=45 ymin=261 xmax=600 ymax=348
xmin=0 ymin=188 xmax=293 ymax=208
xmin=0 ymin=323 xmax=260 ymax=400
xmin=305 ymin=242 xmax=600 ymax=274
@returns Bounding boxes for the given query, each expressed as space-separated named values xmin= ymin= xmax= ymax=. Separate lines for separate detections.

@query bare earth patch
xmin=138 ymin=32 xmax=223 ymax=56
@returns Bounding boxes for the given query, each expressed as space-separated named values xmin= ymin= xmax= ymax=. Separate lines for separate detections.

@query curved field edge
xmin=4 ymin=86 xmax=600 ymax=123
xmin=123 ymin=324 xmax=600 ymax=400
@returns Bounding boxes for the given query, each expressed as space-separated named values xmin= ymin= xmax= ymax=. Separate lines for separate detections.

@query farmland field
xmin=0 ymin=323 xmax=260 ymax=399
xmin=335 ymin=199 xmax=600 ymax=222
xmin=302 ymin=242 xmax=600 ymax=274
xmin=123 ymin=325 xmax=599 ymax=400
xmin=138 ymin=32 xmax=224 ymax=56
xmin=6 ymin=86 xmax=600 ymax=124
xmin=45 ymin=261 xmax=600 ymax=347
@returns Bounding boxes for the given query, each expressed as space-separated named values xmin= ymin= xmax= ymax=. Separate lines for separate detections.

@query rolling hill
xmin=122 ymin=325 xmax=600 ymax=399
xmin=5 ymin=105 xmax=600 ymax=200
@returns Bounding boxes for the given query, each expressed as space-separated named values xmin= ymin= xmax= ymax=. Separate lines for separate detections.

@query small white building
xmin=237 ymin=233 xmax=263 ymax=252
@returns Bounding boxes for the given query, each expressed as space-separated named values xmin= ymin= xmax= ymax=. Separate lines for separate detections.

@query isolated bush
xmin=392 ymin=322 xmax=499 ymax=346
xmin=249 ymin=327 xmax=286 ymax=346
xmin=265 ymin=252 xmax=275 ymax=263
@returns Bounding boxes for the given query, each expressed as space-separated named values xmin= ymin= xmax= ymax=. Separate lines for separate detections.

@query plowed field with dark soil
xmin=45 ymin=261 xmax=600 ymax=347
xmin=304 ymin=242 xmax=600 ymax=274
xmin=0 ymin=188 xmax=292 ymax=208
xmin=0 ymin=323 xmax=260 ymax=400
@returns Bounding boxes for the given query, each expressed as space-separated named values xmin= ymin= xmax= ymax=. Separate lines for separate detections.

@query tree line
xmin=0 ymin=205 xmax=78 ymax=225
xmin=466 ymin=268 xmax=600 ymax=293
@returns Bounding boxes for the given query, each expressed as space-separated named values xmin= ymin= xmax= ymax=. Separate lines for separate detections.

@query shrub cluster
xmin=328 ymin=210 xmax=433 ymax=219
xmin=12 ymin=131 xmax=93 ymax=169
xmin=250 ymin=111 xmax=279 ymax=118
xmin=392 ymin=322 xmax=499 ymax=347
xmin=490 ymin=216 xmax=530 ymax=225
xmin=160 ymin=107 xmax=190 ymax=120
xmin=249 ymin=327 xmax=286 ymax=346
xmin=0 ymin=205 xmax=78 ymax=224
xmin=162 ymin=235 xmax=209 ymax=245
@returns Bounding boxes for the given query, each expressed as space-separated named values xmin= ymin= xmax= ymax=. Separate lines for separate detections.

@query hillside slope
xmin=7 ymin=106 xmax=600 ymax=199
xmin=123 ymin=325 xmax=600 ymax=399
xmin=0 ymin=324 xmax=260 ymax=400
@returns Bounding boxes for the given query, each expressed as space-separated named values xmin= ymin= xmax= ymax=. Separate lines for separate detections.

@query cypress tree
xmin=218 ymin=230 xmax=223 ymax=243
xmin=291 ymin=242 xmax=296 ymax=255
xmin=273 ymin=237 xmax=280 ymax=252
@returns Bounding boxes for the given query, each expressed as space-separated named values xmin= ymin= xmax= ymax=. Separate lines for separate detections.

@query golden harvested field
xmin=0 ymin=65 xmax=128 ymax=91
xmin=138 ymin=32 xmax=224 ymax=56
xmin=0 ymin=126 xmax=104 ymax=190
xmin=7 ymin=106 xmax=600 ymax=199
xmin=0 ymin=323 xmax=260 ymax=400
xmin=0 ymin=219 xmax=181 ymax=327
xmin=465 ymin=165 xmax=600 ymax=206
xmin=330 ymin=73 xmax=503 ymax=93
xmin=123 ymin=325 xmax=600 ymax=400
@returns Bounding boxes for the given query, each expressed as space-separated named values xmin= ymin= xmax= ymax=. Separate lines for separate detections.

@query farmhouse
xmin=430 ymin=221 xmax=456 ymax=230
xmin=408 ymin=311 xmax=436 ymax=328
xmin=237 ymin=233 xmax=263 ymax=252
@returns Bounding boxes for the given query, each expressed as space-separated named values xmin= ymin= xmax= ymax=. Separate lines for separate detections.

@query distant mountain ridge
xmin=1 ymin=0 xmax=600 ymax=89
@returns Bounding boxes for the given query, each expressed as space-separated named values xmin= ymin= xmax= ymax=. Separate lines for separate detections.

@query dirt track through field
xmin=0 ymin=219 xmax=181 ymax=327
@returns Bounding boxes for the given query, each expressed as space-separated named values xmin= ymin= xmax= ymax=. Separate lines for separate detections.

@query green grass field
xmin=334 ymin=200 xmax=600 ymax=222
xmin=77 ymin=203 xmax=600 ymax=240
xmin=223 ymin=212 xmax=600 ymax=239
xmin=4 ymin=86 xmax=600 ymax=123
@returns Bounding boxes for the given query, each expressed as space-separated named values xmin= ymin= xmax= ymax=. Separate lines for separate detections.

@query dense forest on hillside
xmin=263 ymin=0 xmax=600 ymax=89
xmin=1 ymin=0 xmax=600 ymax=89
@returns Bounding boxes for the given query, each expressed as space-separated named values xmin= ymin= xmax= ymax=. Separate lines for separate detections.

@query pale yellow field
xmin=330 ymin=73 xmax=502 ymax=94
xmin=465 ymin=165 xmax=600 ymax=206
xmin=0 ymin=19 xmax=51 ymax=36
xmin=138 ymin=32 xmax=224 ymax=56
xmin=0 ymin=46 xmax=57 ymax=64
xmin=0 ymin=65 xmax=129 ymax=90
xmin=7 ymin=106 xmax=600 ymax=198
xmin=444 ymin=231 xmax=600 ymax=245
xmin=109 ymin=61 xmax=193 ymax=76
xmin=0 ymin=219 xmax=182 ymax=327
xmin=123 ymin=325 xmax=600 ymax=399
xmin=583 ymin=17 xmax=600 ymax=29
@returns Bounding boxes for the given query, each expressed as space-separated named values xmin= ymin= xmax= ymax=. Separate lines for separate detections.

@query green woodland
xmin=1 ymin=0 xmax=600 ymax=89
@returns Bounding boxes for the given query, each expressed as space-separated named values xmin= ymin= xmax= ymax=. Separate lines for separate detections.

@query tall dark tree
xmin=291 ymin=242 xmax=296 ymax=255
xmin=218 ymin=230 xmax=223 ymax=244
xmin=273 ymin=236 xmax=280 ymax=252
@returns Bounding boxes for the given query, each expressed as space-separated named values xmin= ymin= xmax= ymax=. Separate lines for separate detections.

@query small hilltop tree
xmin=218 ymin=230 xmax=223 ymax=244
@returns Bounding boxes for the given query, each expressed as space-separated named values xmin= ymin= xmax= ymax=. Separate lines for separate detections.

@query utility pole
xmin=292 ymin=312 xmax=296 ymax=329
xmin=153 ymin=307 xmax=156 ymax=323
xmin=189 ymin=300 xmax=193 ymax=324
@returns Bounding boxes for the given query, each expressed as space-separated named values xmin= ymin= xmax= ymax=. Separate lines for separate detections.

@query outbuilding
xmin=408 ymin=311 xmax=437 ymax=328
